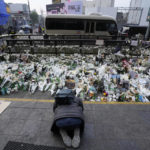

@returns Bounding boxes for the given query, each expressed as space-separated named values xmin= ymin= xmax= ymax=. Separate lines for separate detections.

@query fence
xmin=0 ymin=34 xmax=129 ymax=54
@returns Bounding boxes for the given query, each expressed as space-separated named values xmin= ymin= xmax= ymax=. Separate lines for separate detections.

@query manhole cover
xmin=3 ymin=141 xmax=66 ymax=150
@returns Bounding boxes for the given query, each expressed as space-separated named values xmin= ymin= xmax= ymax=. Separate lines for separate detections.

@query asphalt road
xmin=0 ymin=92 xmax=150 ymax=150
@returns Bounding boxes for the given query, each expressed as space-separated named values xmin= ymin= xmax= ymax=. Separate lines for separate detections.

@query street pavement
xmin=0 ymin=92 xmax=150 ymax=150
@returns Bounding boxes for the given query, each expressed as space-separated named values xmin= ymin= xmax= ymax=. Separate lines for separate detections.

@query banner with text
xmin=46 ymin=1 xmax=83 ymax=15
xmin=46 ymin=3 xmax=66 ymax=14
xmin=65 ymin=1 xmax=82 ymax=14
xmin=52 ymin=0 xmax=61 ymax=4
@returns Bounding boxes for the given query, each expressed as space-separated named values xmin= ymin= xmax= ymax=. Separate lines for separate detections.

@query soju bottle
xmin=1 ymin=87 xmax=6 ymax=95
xmin=135 ymin=94 xmax=140 ymax=102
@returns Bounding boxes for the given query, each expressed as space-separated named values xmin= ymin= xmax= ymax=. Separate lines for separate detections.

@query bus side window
xmin=86 ymin=22 xmax=90 ymax=33
xmin=91 ymin=22 xmax=94 ymax=33
xmin=96 ymin=21 xmax=107 ymax=31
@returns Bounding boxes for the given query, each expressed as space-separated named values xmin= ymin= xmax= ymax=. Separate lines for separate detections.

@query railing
xmin=0 ymin=34 xmax=127 ymax=40
xmin=1 ymin=34 xmax=128 ymax=46
xmin=6 ymin=39 xmax=129 ymax=47
xmin=0 ymin=34 xmax=130 ymax=54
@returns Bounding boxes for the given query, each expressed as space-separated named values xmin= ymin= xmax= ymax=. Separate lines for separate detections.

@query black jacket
xmin=51 ymin=97 xmax=84 ymax=134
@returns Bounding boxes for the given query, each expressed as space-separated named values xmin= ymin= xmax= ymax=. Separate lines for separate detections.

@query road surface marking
xmin=0 ymin=98 xmax=150 ymax=104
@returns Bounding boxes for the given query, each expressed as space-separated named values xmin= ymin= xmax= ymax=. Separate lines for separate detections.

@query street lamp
xmin=27 ymin=0 xmax=31 ymax=26
xmin=28 ymin=0 xmax=31 ymax=14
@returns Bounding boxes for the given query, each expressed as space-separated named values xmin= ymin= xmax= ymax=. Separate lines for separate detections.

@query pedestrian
xmin=42 ymin=27 xmax=45 ymax=33
xmin=30 ymin=28 xmax=33 ymax=34
xmin=51 ymin=88 xmax=84 ymax=148
xmin=8 ymin=26 xmax=12 ymax=34
xmin=38 ymin=25 xmax=42 ymax=34
xmin=0 ymin=25 xmax=3 ymax=35
xmin=115 ymin=43 xmax=122 ymax=53
xmin=18 ymin=28 xmax=25 ymax=34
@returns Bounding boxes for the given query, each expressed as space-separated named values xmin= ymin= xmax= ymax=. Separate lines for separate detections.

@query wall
xmin=139 ymin=7 xmax=149 ymax=26
xmin=127 ymin=8 xmax=142 ymax=25
xmin=85 ymin=7 xmax=117 ymax=19
xmin=128 ymin=0 xmax=150 ymax=26
xmin=130 ymin=0 xmax=150 ymax=8
xmin=85 ymin=7 xmax=98 ymax=15
xmin=86 ymin=0 xmax=115 ymax=8
xmin=99 ymin=7 xmax=117 ymax=19
xmin=99 ymin=0 xmax=115 ymax=8
xmin=56 ymin=0 xmax=115 ymax=14
xmin=130 ymin=0 xmax=142 ymax=7
xmin=141 ymin=0 xmax=150 ymax=7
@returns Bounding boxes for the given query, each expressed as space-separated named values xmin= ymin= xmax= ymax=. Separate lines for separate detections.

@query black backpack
xmin=55 ymin=89 xmax=75 ymax=105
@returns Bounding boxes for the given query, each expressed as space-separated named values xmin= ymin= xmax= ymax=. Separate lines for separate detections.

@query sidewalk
xmin=0 ymin=98 xmax=150 ymax=150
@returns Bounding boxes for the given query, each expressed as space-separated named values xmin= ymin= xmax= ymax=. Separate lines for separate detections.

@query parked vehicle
xmin=45 ymin=14 xmax=118 ymax=38
xmin=120 ymin=25 xmax=149 ymax=39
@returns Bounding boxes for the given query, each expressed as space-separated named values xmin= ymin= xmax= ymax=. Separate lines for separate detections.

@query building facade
xmin=61 ymin=0 xmax=114 ymax=8
xmin=84 ymin=0 xmax=114 ymax=9
xmin=84 ymin=0 xmax=116 ymax=19
xmin=47 ymin=0 xmax=83 ymax=14
xmin=52 ymin=0 xmax=115 ymax=15
xmin=46 ymin=0 xmax=116 ymax=20
xmin=8 ymin=3 xmax=30 ymax=28
xmin=128 ymin=0 xmax=150 ymax=26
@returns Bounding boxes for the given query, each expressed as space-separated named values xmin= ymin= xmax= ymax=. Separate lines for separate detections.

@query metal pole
xmin=145 ymin=21 xmax=150 ymax=40
xmin=27 ymin=0 xmax=31 ymax=23
xmin=28 ymin=0 xmax=31 ymax=14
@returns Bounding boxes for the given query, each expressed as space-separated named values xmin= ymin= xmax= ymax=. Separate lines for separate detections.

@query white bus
xmin=45 ymin=14 xmax=118 ymax=37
